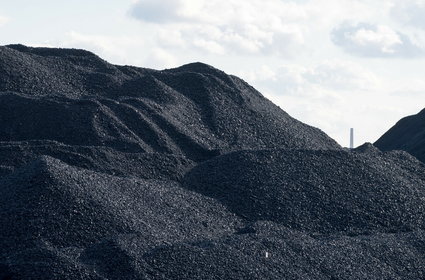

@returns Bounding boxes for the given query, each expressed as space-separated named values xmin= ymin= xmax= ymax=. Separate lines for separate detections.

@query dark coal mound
xmin=0 ymin=45 xmax=339 ymax=165
xmin=353 ymin=142 xmax=381 ymax=154
xmin=0 ymin=141 xmax=194 ymax=181
xmin=0 ymin=156 xmax=241 ymax=279
xmin=137 ymin=222 xmax=425 ymax=280
xmin=375 ymin=108 xmax=425 ymax=163
xmin=1 ymin=45 xmax=425 ymax=279
xmin=48 ymin=221 xmax=423 ymax=280
xmin=183 ymin=149 xmax=425 ymax=234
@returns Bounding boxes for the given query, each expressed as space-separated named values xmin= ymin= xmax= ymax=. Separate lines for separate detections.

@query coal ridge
xmin=0 ymin=44 xmax=341 ymax=163
xmin=375 ymin=108 xmax=425 ymax=163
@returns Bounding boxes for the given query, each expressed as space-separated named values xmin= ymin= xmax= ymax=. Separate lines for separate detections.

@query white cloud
xmin=127 ymin=0 xmax=420 ymax=58
xmin=302 ymin=61 xmax=381 ymax=91
xmin=143 ymin=48 xmax=179 ymax=69
xmin=0 ymin=16 xmax=9 ymax=27
xmin=239 ymin=60 xmax=396 ymax=146
xmin=391 ymin=0 xmax=425 ymax=29
xmin=239 ymin=58 xmax=425 ymax=146
xmin=348 ymin=26 xmax=402 ymax=53
xmin=57 ymin=31 xmax=178 ymax=69
xmin=156 ymin=28 xmax=186 ymax=48
xmin=331 ymin=22 xmax=424 ymax=57
xmin=258 ymin=76 xmax=424 ymax=148
xmin=241 ymin=60 xmax=380 ymax=97
xmin=192 ymin=38 xmax=226 ymax=55
xmin=128 ymin=0 xmax=183 ymax=23
xmin=60 ymin=31 xmax=147 ymax=65
xmin=129 ymin=0 xmax=308 ymax=56
xmin=239 ymin=65 xmax=277 ymax=83
xmin=130 ymin=0 xmax=309 ymax=25
xmin=388 ymin=77 xmax=425 ymax=96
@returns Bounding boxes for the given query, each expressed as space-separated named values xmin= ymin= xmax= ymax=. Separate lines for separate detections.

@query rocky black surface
xmin=0 ymin=45 xmax=424 ymax=279
xmin=0 ymin=45 xmax=339 ymax=160
xmin=183 ymin=149 xmax=425 ymax=234
xmin=375 ymin=108 xmax=425 ymax=163
xmin=0 ymin=141 xmax=194 ymax=181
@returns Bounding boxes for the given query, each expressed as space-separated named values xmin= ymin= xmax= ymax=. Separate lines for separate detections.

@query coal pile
xmin=375 ymin=108 xmax=425 ymax=163
xmin=0 ymin=141 xmax=195 ymax=181
xmin=1 ymin=45 xmax=425 ymax=279
xmin=183 ymin=148 xmax=425 ymax=234
xmin=137 ymin=222 xmax=425 ymax=280
xmin=0 ymin=156 xmax=241 ymax=279
xmin=0 ymin=44 xmax=340 ymax=162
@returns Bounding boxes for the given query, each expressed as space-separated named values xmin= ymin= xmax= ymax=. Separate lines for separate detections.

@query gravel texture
xmin=0 ymin=141 xmax=195 ymax=181
xmin=0 ymin=156 xmax=241 ymax=279
xmin=375 ymin=108 xmax=425 ymax=163
xmin=0 ymin=45 xmax=424 ymax=279
xmin=0 ymin=44 xmax=340 ymax=162
xmin=183 ymin=148 xmax=425 ymax=234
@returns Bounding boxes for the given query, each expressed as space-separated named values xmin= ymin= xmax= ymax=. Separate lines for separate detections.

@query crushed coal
xmin=183 ymin=149 xmax=425 ymax=234
xmin=0 ymin=156 xmax=241 ymax=279
xmin=375 ymin=108 xmax=425 ymax=163
xmin=137 ymin=222 xmax=425 ymax=280
xmin=0 ymin=141 xmax=195 ymax=181
xmin=0 ymin=44 xmax=340 ymax=163
xmin=0 ymin=45 xmax=424 ymax=279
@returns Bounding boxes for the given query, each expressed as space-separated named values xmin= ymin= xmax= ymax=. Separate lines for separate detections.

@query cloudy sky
xmin=1 ymin=0 xmax=424 ymax=147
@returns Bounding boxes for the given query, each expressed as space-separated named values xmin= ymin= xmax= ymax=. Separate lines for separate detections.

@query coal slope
xmin=1 ymin=45 xmax=425 ymax=279
xmin=183 ymin=147 xmax=425 ymax=234
xmin=0 ymin=44 xmax=340 ymax=167
xmin=0 ymin=157 xmax=242 ymax=279
xmin=0 ymin=141 xmax=195 ymax=181
xmin=375 ymin=108 xmax=425 ymax=163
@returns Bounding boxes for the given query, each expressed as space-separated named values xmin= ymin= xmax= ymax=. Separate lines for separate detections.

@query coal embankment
xmin=375 ymin=108 xmax=425 ymax=163
xmin=183 ymin=148 xmax=425 ymax=234
xmin=1 ymin=45 xmax=425 ymax=279
xmin=0 ymin=141 xmax=195 ymax=181
xmin=0 ymin=44 xmax=340 ymax=163
xmin=0 ymin=156 xmax=242 ymax=279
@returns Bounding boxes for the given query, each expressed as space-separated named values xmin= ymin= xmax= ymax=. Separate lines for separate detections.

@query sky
xmin=1 ymin=0 xmax=424 ymax=147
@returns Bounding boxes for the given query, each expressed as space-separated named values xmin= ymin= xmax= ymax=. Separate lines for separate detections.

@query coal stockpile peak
xmin=6 ymin=44 xmax=97 ymax=58
xmin=375 ymin=108 xmax=425 ymax=163
xmin=0 ymin=44 xmax=340 ymax=164
xmin=168 ymin=61 xmax=223 ymax=74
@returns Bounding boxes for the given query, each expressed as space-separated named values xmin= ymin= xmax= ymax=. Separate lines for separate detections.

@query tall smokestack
xmin=350 ymin=128 xmax=354 ymax=149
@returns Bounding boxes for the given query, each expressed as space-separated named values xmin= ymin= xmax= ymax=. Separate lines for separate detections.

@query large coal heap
xmin=0 ymin=45 xmax=339 ymax=158
xmin=1 ymin=45 xmax=425 ymax=279
xmin=183 ymin=149 xmax=425 ymax=234
xmin=375 ymin=108 xmax=425 ymax=163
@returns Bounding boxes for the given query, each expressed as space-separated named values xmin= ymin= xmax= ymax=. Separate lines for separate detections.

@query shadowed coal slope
xmin=2 ymin=155 xmax=424 ymax=279
xmin=1 ymin=45 xmax=425 ymax=279
xmin=375 ymin=108 xmax=425 ymax=163
xmin=0 ymin=156 xmax=241 ymax=279
xmin=132 ymin=222 xmax=425 ymax=280
xmin=0 ymin=141 xmax=195 ymax=181
xmin=183 ymin=148 xmax=425 ymax=234
xmin=0 ymin=44 xmax=340 ymax=165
